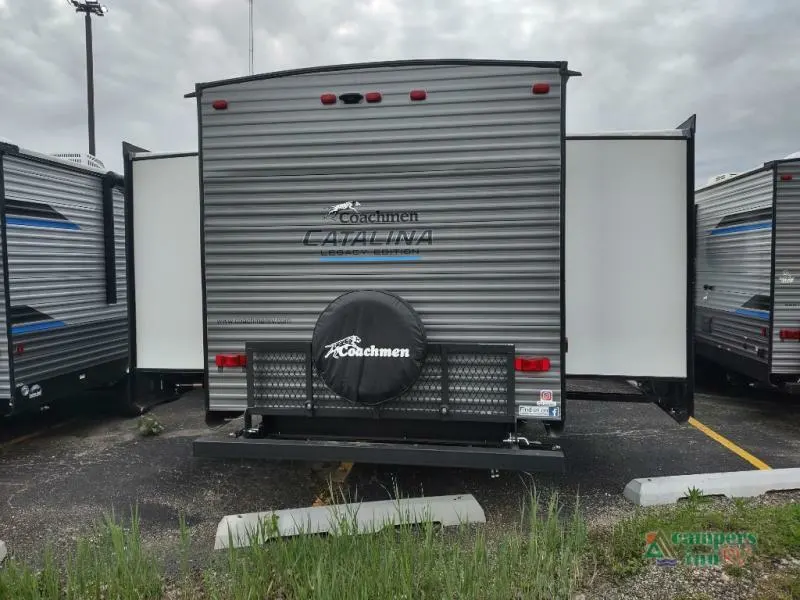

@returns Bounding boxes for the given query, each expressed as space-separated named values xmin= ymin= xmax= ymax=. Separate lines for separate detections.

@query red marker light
xmin=215 ymin=353 xmax=247 ymax=368
xmin=365 ymin=92 xmax=382 ymax=103
xmin=320 ymin=93 xmax=337 ymax=105
xmin=781 ymin=174 xmax=793 ymax=181
xmin=410 ymin=89 xmax=427 ymax=101
xmin=514 ymin=357 xmax=551 ymax=372
xmin=211 ymin=100 xmax=228 ymax=110
xmin=532 ymin=83 xmax=550 ymax=95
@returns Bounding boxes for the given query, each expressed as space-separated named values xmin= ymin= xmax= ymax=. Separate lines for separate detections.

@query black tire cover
xmin=312 ymin=290 xmax=427 ymax=405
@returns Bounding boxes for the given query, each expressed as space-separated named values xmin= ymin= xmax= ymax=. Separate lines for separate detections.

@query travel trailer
xmin=0 ymin=141 xmax=128 ymax=416
xmin=695 ymin=153 xmax=800 ymax=392
xmin=175 ymin=59 xmax=695 ymax=471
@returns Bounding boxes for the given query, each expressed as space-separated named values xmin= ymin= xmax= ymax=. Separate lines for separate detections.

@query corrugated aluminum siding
xmin=2 ymin=154 xmax=128 ymax=391
xmin=770 ymin=159 xmax=800 ymax=375
xmin=0 ymin=222 xmax=9 ymax=405
xmin=695 ymin=169 xmax=773 ymax=365
xmin=200 ymin=62 xmax=565 ymax=415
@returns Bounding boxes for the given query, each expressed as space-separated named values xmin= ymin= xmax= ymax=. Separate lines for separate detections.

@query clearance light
xmin=515 ymin=357 xmax=551 ymax=372
xmin=532 ymin=83 xmax=550 ymax=95
xmin=781 ymin=174 xmax=793 ymax=181
xmin=320 ymin=93 xmax=337 ymax=105
xmin=211 ymin=100 xmax=228 ymax=110
xmin=779 ymin=329 xmax=800 ymax=341
xmin=365 ymin=92 xmax=382 ymax=103
xmin=410 ymin=89 xmax=427 ymax=101
xmin=215 ymin=353 xmax=247 ymax=369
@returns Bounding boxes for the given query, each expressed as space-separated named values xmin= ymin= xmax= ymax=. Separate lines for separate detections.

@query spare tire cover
xmin=312 ymin=290 xmax=427 ymax=405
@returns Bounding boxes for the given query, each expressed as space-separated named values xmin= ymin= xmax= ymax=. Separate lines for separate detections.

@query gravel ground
xmin=1 ymin=381 xmax=799 ymax=598
xmin=0 ymin=390 xmax=333 ymax=570
xmin=582 ymin=490 xmax=800 ymax=600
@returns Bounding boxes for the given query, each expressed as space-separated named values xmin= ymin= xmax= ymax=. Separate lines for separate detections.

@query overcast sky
xmin=1 ymin=0 xmax=798 ymax=184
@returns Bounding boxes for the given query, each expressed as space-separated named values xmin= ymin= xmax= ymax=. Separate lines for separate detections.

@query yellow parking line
xmin=688 ymin=417 xmax=771 ymax=471
xmin=0 ymin=419 xmax=76 ymax=451
xmin=312 ymin=461 xmax=354 ymax=507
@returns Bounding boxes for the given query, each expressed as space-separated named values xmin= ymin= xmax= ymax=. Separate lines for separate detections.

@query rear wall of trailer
xmin=194 ymin=60 xmax=571 ymax=419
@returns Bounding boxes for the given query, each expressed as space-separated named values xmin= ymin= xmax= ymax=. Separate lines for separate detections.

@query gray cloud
xmin=1 ymin=0 xmax=798 ymax=183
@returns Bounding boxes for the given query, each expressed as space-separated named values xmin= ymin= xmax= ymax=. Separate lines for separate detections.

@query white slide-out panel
xmin=566 ymin=137 xmax=688 ymax=378
xmin=132 ymin=154 xmax=204 ymax=370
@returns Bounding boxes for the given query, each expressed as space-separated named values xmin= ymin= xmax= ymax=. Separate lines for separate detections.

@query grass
xmin=0 ymin=507 xmax=163 ymax=600
xmin=753 ymin=567 xmax=800 ymax=600
xmin=137 ymin=415 xmax=165 ymax=437
xmin=0 ymin=490 xmax=588 ymax=600
xmin=0 ymin=489 xmax=797 ymax=600
xmin=589 ymin=491 xmax=800 ymax=581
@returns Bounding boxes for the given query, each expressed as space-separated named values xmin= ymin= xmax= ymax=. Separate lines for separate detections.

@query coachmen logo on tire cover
xmin=312 ymin=290 xmax=427 ymax=405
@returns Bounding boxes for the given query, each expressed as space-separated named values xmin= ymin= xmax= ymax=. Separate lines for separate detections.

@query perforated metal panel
xmin=246 ymin=342 xmax=515 ymax=421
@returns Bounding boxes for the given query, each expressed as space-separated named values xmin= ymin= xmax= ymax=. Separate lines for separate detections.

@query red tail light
xmin=365 ymin=92 xmax=382 ymax=103
xmin=409 ymin=89 xmax=427 ymax=101
xmin=781 ymin=174 xmax=793 ymax=181
xmin=320 ymin=93 xmax=337 ymax=105
xmin=215 ymin=353 xmax=247 ymax=368
xmin=761 ymin=327 xmax=768 ymax=337
xmin=779 ymin=329 xmax=800 ymax=341
xmin=531 ymin=83 xmax=550 ymax=95
xmin=515 ymin=357 xmax=551 ymax=372
xmin=211 ymin=100 xmax=228 ymax=110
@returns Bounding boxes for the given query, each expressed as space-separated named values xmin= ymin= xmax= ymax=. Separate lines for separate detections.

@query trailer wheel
xmin=312 ymin=290 xmax=427 ymax=406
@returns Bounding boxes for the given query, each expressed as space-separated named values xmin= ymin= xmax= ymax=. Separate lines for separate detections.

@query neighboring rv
xmin=184 ymin=60 xmax=695 ymax=472
xmin=0 ymin=141 xmax=129 ymax=416
xmin=695 ymin=154 xmax=800 ymax=391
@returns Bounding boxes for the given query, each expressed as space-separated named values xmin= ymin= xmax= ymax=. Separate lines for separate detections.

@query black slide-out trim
xmin=121 ymin=141 xmax=149 ymax=374
xmin=102 ymin=172 xmax=123 ymax=305
xmin=768 ymin=164 xmax=778 ymax=370
xmin=194 ymin=92 xmax=212 ymax=413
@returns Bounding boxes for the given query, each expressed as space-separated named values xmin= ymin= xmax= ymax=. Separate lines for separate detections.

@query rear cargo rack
xmin=241 ymin=341 xmax=516 ymax=428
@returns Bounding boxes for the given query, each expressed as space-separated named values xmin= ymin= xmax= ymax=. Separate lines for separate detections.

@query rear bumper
xmin=193 ymin=435 xmax=565 ymax=473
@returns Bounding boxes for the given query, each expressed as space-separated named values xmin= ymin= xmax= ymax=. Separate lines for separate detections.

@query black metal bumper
xmin=192 ymin=436 xmax=565 ymax=473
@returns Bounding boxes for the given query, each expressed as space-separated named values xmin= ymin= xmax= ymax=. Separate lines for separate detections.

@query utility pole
xmin=67 ymin=0 xmax=108 ymax=158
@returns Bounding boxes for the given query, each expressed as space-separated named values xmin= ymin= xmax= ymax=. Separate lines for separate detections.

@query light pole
xmin=67 ymin=0 xmax=108 ymax=158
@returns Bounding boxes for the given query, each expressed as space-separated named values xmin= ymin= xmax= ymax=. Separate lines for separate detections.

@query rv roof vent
xmin=51 ymin=152 xmax=105 ymax=170
xmin=708 ymin=173 xmax=738 ymax=185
